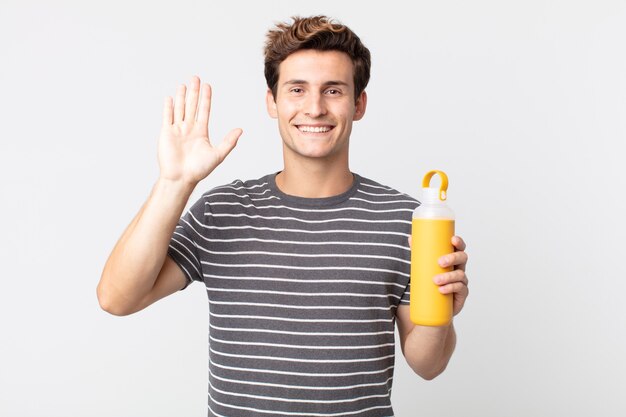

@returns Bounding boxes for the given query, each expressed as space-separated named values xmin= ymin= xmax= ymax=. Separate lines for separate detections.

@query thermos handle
xmin=422 ymin=170 xmax=449 ymax=201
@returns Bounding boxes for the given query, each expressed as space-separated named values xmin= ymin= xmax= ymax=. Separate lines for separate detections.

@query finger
xmin=455 ymin=250 xmax=468 ymax=272
xmin=197 ymin=83 xmax=212 ymax=131
xmin=434 ymin=269 xmax=467 ymax=286
xmin=438 ymin=250 xmax=468 ymax=269
xmin=439 ymin=281 xmax=469 ymax=296
xmin=184 ymin=76 xmax=201 ymax=122
xmin=215 ymin=128 xmax=243 ymax=162
xmin=452 ymin=235 xmax=466 ymax=251
xmin=162 ymin=97 xmax=173 ymax=127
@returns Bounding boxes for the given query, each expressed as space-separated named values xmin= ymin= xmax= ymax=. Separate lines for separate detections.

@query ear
xmin=353 ymin=90 xmax=367 ymax=121
xmin=266 ymin=89 xmax=278 ymax=119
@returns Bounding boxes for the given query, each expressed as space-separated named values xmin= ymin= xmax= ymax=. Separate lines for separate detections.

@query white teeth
xmin=298 ymin=126 xmax=331 ymax=133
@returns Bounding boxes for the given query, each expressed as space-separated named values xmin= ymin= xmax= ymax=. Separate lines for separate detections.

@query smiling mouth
xmin=296 ymin=125 xmax=334 ymax=133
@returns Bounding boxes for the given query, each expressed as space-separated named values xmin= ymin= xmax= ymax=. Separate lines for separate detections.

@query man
xmin=98 ymin=15 xmax=469 ymax=417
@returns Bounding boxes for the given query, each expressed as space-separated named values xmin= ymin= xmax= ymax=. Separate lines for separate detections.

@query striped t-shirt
xmin=167 ymin=172 xmax=419 ymax=417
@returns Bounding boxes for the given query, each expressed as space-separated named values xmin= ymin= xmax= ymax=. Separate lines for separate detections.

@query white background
xmin=1 ymin=1 xmax=625 ymax=416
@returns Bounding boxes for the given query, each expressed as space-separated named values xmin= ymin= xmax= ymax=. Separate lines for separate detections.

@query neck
xmin=276 ymin=156 xmax=353 ymax=199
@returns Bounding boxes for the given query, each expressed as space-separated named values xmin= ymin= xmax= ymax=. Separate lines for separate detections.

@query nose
xmin=303 ymin=91 xmax=327 ymax=118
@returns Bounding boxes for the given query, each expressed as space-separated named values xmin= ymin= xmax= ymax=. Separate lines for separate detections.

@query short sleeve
xmin=167 ymin=196 xmax=207 ymax=289
xmin=399 ymin=282 xmax=410 ymax=305
xmin=400 ymin=217 xmax=412 ymax=306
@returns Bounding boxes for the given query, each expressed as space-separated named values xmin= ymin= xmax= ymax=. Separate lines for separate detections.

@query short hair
xmin=264 ymin=15 xmax=371 ymax=101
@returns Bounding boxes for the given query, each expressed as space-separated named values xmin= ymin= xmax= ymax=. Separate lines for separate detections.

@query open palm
xmin=158 ymin=76 xmax=242 ymax=185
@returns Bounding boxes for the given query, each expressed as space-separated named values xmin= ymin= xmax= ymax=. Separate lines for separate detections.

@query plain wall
xmin=1 ymin=0 xmax=624 ymax=416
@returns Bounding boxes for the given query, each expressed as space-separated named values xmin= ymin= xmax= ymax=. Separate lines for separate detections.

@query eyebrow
xmin=283 ymin=79 xmax=350 ymax=87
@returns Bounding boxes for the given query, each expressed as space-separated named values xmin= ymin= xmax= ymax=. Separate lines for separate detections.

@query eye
xmin=290 ymin=87 xmax=304 ymax=94
xmin=325 ymin=89 xmax=341 ymax=95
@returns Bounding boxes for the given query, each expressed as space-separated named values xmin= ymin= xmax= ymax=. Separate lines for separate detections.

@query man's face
xmin=266 ymin=49 xmax=367 ymax=164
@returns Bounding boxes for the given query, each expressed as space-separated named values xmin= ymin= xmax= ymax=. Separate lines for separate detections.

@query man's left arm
xmin=396 ymin=236 xmax=469 ymax=380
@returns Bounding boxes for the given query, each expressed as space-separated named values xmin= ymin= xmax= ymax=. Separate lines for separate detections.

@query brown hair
xmin=264 ymin=15 xmax=371 ymax=101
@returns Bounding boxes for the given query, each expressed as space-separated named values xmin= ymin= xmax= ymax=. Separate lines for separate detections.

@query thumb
xmin=215 ymin=128 xmax=243 ymax=162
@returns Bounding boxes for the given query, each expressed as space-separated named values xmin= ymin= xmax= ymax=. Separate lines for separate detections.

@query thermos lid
xmin=422 ymin=187 xmax=445 ymax=203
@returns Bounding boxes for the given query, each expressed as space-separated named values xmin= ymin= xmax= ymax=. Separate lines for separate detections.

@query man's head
xmin=264 ymin=15 xmax=371 ymax=102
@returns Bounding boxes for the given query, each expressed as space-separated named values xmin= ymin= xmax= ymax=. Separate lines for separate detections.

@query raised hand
xmin=158 ymin=76 xmax=242 ymax=186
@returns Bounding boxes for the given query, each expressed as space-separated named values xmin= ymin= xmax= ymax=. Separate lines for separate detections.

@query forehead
xmin=277 ymin=49 xmax=355 ymax=86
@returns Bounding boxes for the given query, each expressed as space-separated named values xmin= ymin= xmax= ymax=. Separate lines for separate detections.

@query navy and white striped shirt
xmin=168 ymin=173 xmax=419 ymax=417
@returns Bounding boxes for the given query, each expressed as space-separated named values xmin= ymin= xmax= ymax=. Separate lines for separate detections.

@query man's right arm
xmin=97 ymin=76 xmax=242 ymax=316
xmin=97 ymin=179 xmax=194 ymax=316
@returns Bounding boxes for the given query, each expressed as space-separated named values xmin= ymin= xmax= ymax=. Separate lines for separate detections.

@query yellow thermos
xmin=410 ymin=170 xmax=455 ymax=326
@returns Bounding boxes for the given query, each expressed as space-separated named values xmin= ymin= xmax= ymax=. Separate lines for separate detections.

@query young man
xmin=98 ymin=15 xmax=469 ymax=417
